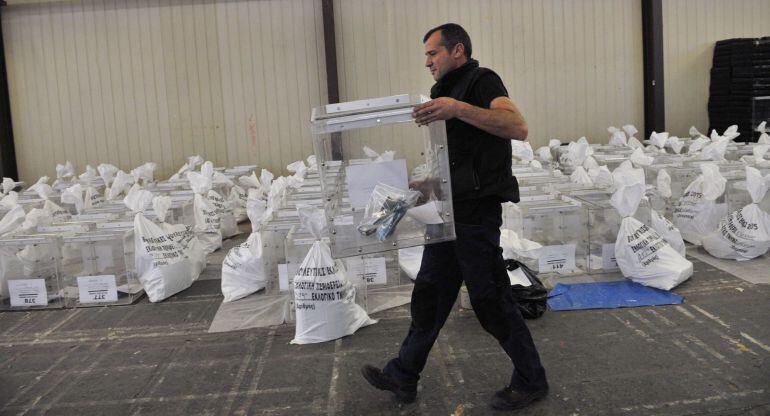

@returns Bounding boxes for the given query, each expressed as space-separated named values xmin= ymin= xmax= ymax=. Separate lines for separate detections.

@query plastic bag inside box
xmin=310 ymin=94 xmax=455 ymax=259
xmin=0 ymin=235 xmax=65 ymax=310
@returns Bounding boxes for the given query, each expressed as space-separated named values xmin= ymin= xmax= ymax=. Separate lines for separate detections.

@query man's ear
xmin=452 ymin=43 xmax=465 ymax=59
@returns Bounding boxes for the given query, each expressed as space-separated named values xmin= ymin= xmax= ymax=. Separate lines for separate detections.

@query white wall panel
xmin=663 ymin=0 xmax=770 ymax=137
xmin=333 ymin=0 xmax=645 ymax=150
xmin=2 ymin=0 xmax=327 ymax=182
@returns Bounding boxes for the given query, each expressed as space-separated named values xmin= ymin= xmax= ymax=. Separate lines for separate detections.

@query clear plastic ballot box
xmin=310 ymin=94 xmax=455 ymax=258
xmin=0 ymin=235 xmax=65 ymax=310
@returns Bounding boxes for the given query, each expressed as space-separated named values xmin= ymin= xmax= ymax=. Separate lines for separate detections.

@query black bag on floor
xmin=504 ymin=259 xmax=548 ymax=319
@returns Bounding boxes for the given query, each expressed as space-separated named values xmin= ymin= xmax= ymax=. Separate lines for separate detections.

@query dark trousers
xmin=384 ymin=200 xmax=548 ymax=392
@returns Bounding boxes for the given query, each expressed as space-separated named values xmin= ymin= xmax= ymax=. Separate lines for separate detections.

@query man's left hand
xmin=412 ymin=97 xmax=463 ymax=126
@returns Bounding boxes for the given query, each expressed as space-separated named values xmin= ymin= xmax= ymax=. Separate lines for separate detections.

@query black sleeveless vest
xmin=430 ymin=60 xmax=519 ymax=203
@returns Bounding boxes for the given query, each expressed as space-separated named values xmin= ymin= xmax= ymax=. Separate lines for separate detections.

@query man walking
xmin=361 ymin=23 xmax=549 ymax=411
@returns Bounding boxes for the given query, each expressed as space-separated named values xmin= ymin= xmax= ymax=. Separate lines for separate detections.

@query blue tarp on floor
xmin=547 ymin=280 xmax=684 ymax=311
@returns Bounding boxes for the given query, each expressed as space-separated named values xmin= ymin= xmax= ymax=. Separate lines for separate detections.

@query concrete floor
xmin=1 ymin=233 xmax=769 ymax=415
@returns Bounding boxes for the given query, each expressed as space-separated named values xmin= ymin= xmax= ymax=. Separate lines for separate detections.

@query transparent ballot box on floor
xmin=59 ymin=230 xmax=142 ymax=307
xmin=502 ymin=195 xmax=587 ymax=276
xmin=570 ymin=191 xmax=653 ymax=274
xmin=0 ymin=235 xmax=64 ymax=310
xmin=310 ymin=94 xmax=455 ymax=258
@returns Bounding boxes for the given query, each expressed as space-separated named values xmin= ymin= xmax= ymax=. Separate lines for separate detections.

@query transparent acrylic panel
xmin=0 ymin=235 xmax=64 ymax=310
xmin=60 ymin=232 xmax=142 ymax=307
xmin=571 ymin=191 xmax=653 ymax=274
xmin=311 ymin=94 xmax=455 ymax=258
xmin=508 ymin=195 xmax=587 ymax=276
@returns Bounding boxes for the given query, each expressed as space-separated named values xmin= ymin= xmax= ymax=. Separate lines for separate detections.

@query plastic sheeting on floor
xmin=547 ymin=280 xmax=684 ymax=311
xmin=365 ymin=284 xmax=413 ymax=315
xmin=208 ymin=294 xmax=292 ymax=333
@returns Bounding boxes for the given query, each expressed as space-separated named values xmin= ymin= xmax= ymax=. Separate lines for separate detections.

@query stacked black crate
xmin=709 ymin=37 xmax=770 ymax=142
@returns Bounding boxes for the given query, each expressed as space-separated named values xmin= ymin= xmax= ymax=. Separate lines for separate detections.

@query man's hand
xmin=412 ymin=97 xmax=464 ymax=126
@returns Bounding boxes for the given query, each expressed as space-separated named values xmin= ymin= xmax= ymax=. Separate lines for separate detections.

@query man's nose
xmin=425 ymin=57 xmax=431 ymax=67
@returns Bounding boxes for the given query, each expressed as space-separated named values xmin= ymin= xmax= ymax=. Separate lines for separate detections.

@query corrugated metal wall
xmin=2 ymin=0 xmax=327 ymax=182
xmin=662 ymin=0 xmax=770 ymax=137
xmin=3 ymin=0 xmax=659 ymax=181
xmin=334 ymin=0 xmax=645 ymax=150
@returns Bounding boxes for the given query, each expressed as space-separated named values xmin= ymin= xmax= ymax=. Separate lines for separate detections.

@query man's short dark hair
xmin=423 ymin=23 xmax=472 ymax=59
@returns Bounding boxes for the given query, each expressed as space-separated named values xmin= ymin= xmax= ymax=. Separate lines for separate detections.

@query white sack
xmin=650 ymin=209 xmax=686 ymax=256
xmin=630 ymin=147 xmax=654 ymax=167
xmin=123 ymin=184 xmax=154 ymax=214
xmin=649 ymin=131 xmax=669 ymax=149
xmin=588 ymin=166 xmax=614 ymax=188
xmin=0 ymin=191 xmax=18 ymax=209
xmin=570 ymin=166 xmax=593 ymax=185
xmin=668 ymin=136 xmax=684 ymax=154
xmin=536 ymin=146 xmax=553 ymax=162
xmin=134 ymin=213 xmax=197 ymax=302
xmin=511 ymin=140 xmax=534 ymax=161
xmin=97 ymin=163 xmax=119 ymax=188
xmin=84 ymin=186 xmax=104 ymax=210
xmin=221 ymin=198 xmax=268 ymax=302
xmin=2 ymin=178 xmax=20 ymax=195
xmin=152 ymin=196 xmax=172 ymax=223
xmin=612 ymin=183 xmax=692 ymax=290
xmin=228 ymin=184 xmax=248 ymax=223
xmin=291 ymin=205 xmax=375 ymax=344
xmin=43 ymin=199 xmax=71 ymax=222
xmin=673 ymin=163 xmax=728 ymax=245
xmin=29 ymin=182 xmax=54 ymax=201
xmin=612 ymin=160 xmax=645 ymax=189
xmin=702 ymin=167 xmax=770 ymax=260
xmin=193 ymin=193 xmax=222 ymax=254
xmin=622 ymin=124 xmax=639 ymax=138
xmin=209 ymin=190 xmax=239 ymax=238
xmin=107 ymin=170 xmax=134 ymax=200
xmin=0 ymin=206 xmax=25 ymax=236
xmin=221 ymin=232 xmax=266 ymax=302
xmin=627 ymin=136 xmax=644 ymax=150
xmin=61 ymin=184 xmax=85 ymax=214
xmin=608 ymin=126 xmax=627 ymax=146
xmin=688 ymin=137 xmax=710 ymax=154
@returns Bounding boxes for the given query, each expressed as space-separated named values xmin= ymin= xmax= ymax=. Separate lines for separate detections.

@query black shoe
xmin=490 ymin=385 xmax=548 ymax=411
xmin=360 ymin=365 xmax=417 ymax=403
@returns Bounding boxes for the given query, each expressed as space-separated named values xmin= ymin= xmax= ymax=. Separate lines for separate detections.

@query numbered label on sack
xmin=77 ymin=275 xmax=118 ymax=303
xmin=345 ymin=257 xmax=387 ymax=285
xmin=602 ymin=244 xmax=619 ymax=270
xmin=539 ymin=244 xmax=576 ymax=274
xmin=8 ymin=279 xmax=48 ymax=307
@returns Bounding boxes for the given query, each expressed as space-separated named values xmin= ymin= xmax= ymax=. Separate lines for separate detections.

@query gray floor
xmin=1 ymin=233 xmax=769 ymax=415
